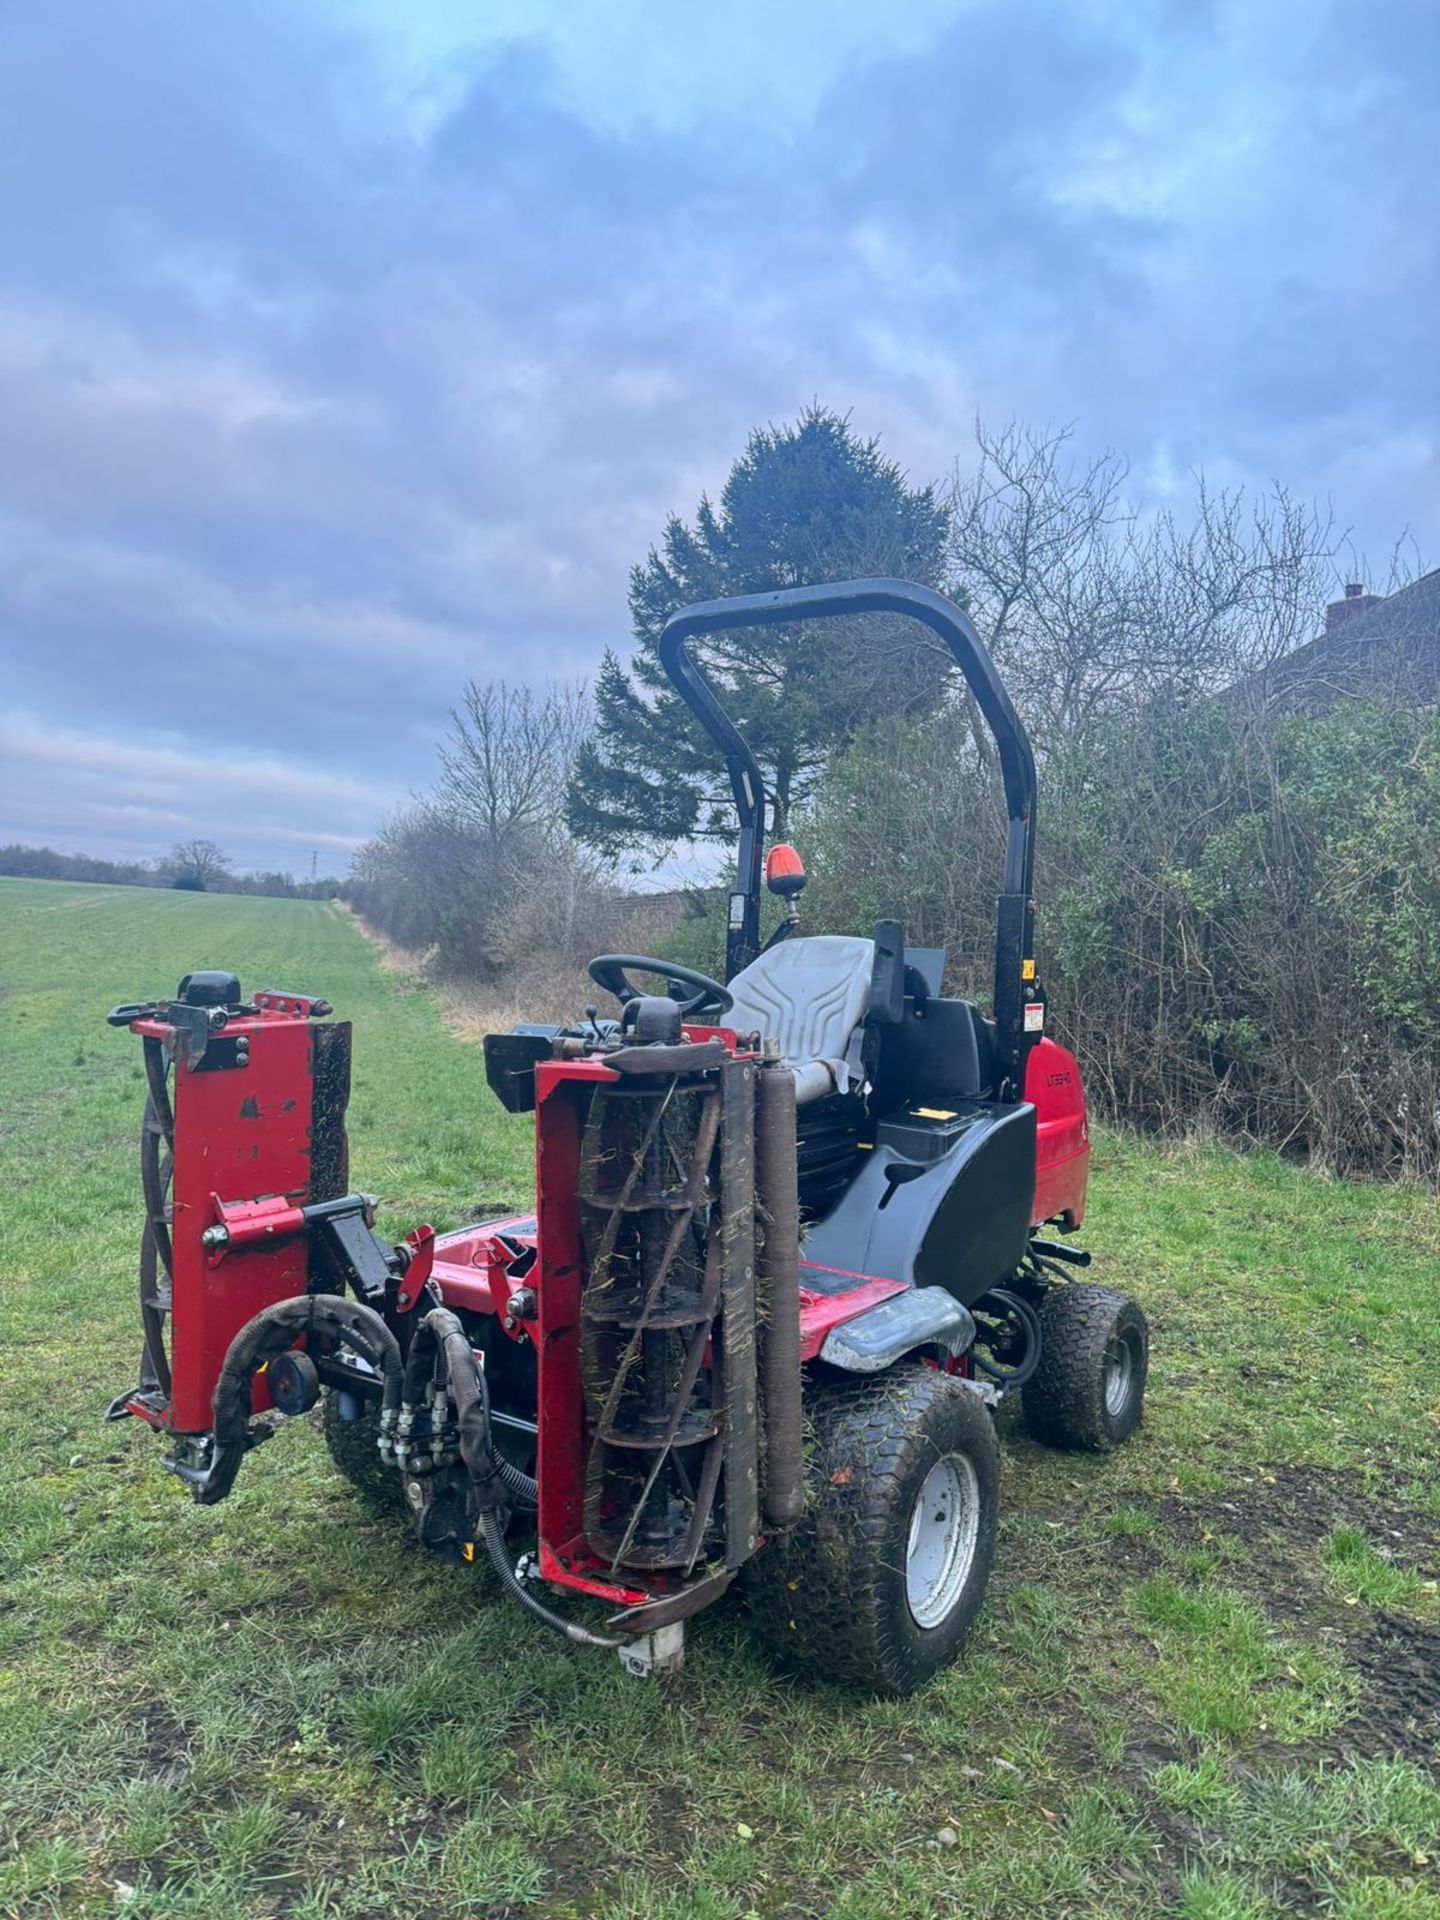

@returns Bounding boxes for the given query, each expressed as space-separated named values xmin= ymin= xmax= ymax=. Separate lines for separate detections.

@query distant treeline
xmin=0 ymin=843 xmax=342 ymax=900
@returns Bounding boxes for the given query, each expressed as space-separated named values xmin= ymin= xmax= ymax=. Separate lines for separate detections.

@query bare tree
xmin=944 ymin=419 xmax=1340 ymax=746
xmin=438 ymin=679 xmax=590 ymax=848
xmin=351 ymin=677 xmax=625 ymax=982
xmin=163 ymin=838 xmax=231 ymax=891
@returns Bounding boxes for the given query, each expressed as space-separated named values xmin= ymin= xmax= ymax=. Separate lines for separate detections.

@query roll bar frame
xmin=658 ymin=579 xmax=1040 ymax=1100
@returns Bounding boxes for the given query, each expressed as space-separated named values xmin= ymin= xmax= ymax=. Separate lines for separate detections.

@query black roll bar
xmin=658 ymin=578 xmax=1040 ymax=1099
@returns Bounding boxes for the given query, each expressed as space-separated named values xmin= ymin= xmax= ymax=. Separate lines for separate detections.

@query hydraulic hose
xmin=478 ymin=1510 xmax=621 ymax=1648
xmin=497 ymin=1453 xmax=537 ymax=1506
xmin=969 ymin=1287 xmax=1043 ymax=1389
xmin=404 ymin=1308 xmax=536 ymax=1505
xmin=200 ymin=1292 xmax=403 ymax=1505
xmin=214 ymin=1294 xmax=402 ymax=1441
xmin=413 ymin=1308 xmax=618 ymax=1648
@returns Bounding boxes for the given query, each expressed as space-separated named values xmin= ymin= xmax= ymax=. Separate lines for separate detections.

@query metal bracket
xmin=618 ymin=1622 xmax=685 ymax=1679
xmin=955 ymin=1375 xmax=1003 ymax=1408
xmin=163 ymin=1001 xmax=227 ymax=1070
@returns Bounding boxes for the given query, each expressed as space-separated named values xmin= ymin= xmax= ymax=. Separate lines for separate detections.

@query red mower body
xmin=117 ymin=991 xmax=352 ymax=1435
xmin=100 ymin=578 xmax=1148 ymax=1696
xmin=1026 ymin=1034 xmax=1089 ymax=1233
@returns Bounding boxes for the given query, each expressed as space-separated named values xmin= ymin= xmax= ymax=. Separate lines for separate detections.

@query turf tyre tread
xmin=746 ymin=1364 xmax=999 ymax=1696
xmin=1021 ymin=1283 xmax=1147 ymax=1452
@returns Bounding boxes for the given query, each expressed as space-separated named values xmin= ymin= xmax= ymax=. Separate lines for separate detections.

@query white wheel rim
xmin=1104 ymin=1334 xmax=1135 ymax=1417
xmin=904 ymin=1452 xmax=980 ymax=1630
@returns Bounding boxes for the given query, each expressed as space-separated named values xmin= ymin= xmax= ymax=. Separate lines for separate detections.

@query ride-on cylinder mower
xmin=105 ymin=578 xmax=1148 ymax=1695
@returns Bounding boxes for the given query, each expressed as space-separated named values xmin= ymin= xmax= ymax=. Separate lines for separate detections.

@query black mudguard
xmin=801 ymin=1101 xmax=1036 ymax=1308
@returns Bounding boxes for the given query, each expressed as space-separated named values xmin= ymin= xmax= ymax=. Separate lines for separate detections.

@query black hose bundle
xmin=410 ymin=1308 xmax=619 ymax=1649
xmin=401 ymin=1307 xmax=536 ymax=1508
xmin=968 ymin=1287 xmax=1043 ymax=1389
xmin=201 ymin=1293 xmax=403 ymax=1505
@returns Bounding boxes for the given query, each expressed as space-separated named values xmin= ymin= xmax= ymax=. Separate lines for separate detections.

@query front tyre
xmin=746 ymin=1366 xmax=999 ymax=1696
xmin=1022 ymin=1284 xmax=1148 ymax=1451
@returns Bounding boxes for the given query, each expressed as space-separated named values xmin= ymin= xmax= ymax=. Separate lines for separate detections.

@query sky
xmin=1 ymin=0 xmax=1436 ymax=874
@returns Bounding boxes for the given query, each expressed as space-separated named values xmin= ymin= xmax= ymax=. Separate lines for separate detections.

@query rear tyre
xmin=1022 ymin=1284 xmax=1148 ymax=1451
xmin=746 ymin=1365 xmax=999 ymax=1696
xmin=321 ymin=1389 xmax=402 ymax=1510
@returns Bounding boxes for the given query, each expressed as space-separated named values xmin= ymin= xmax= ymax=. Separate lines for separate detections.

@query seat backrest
xmin=726 ymin=935 xmax=874 ymax=1102
xmin=868 ymin=996 xmax=997 ymax=1116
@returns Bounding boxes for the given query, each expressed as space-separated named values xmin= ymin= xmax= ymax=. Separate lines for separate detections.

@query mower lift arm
xmin=659 ymin=578 xmax=1040 ymax=1095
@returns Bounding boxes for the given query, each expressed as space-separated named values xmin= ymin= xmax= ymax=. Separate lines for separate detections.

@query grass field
xmin=2 ymin=875 xmax=1438 ymax=1920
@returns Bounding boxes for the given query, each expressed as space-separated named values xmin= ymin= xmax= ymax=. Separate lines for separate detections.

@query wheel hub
xmin=904 ymin=1452 xmax=980 ymax=1629
xmin=1103 ymin=1333 xmax=1136 ymax=1417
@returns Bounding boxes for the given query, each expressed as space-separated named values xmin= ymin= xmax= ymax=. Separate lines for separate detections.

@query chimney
xmin=1325 ymin=581 xmax=1383 ymax=632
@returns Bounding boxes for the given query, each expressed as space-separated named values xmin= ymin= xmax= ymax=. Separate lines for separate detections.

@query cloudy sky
xmin=1 ymin=0 xmax=1435 ymax=873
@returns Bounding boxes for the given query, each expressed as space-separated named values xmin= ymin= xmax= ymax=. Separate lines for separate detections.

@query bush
xmin=795 ymin=695 xmax=1440 ymax=1183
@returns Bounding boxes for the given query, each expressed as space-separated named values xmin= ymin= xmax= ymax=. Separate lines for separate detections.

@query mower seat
xmin=726 ymin=935 xmax=874 ymax=1105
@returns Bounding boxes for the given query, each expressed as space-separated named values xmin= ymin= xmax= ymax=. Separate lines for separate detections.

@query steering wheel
xmin=587 ymin=955 xmax=734 ymax=1021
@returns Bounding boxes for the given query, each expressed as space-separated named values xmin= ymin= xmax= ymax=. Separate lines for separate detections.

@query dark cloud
xmin=812 ymin=8 xmax=1157 ymax=291
xmin=0 ymin=1 xmax=1435 ymax=869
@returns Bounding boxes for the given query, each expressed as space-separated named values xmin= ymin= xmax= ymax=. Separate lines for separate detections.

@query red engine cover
xmin=1026 ymin=1035 xmax=1089 ymax=1230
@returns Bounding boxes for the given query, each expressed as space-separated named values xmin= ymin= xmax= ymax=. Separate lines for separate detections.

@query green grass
xmin=1323 ymin=1526 xmax=1440 ymax=1618
xmin=2 ymin=874 xmax=1438 ymax=1918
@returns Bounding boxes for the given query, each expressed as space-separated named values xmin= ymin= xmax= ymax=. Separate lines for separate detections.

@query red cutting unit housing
xmin=115 ymin=987 xmax=354 ymax=1435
